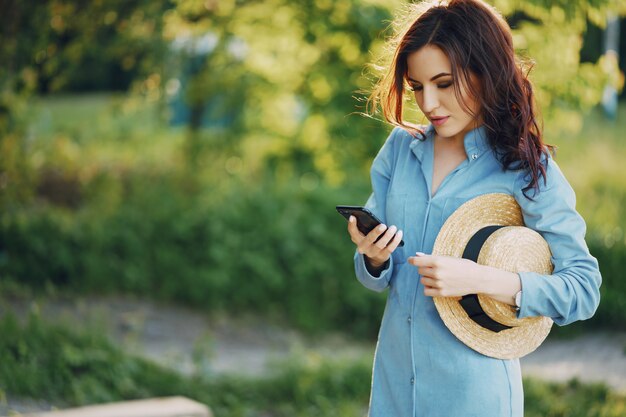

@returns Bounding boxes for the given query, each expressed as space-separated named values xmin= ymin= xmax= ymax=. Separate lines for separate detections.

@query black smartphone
xmin=336 ymin=205 xmax=405 ymax=247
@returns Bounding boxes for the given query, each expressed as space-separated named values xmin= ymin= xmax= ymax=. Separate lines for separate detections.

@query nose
xmin=420 ymin=86 xmax=440 ymax=114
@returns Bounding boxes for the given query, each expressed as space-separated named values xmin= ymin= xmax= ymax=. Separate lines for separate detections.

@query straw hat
xmin=432 ymin=193 xmax=553 ymax=359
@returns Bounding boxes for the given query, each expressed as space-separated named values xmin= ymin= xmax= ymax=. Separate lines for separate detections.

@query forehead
xmin=406 ymin=44 xmax=451 ymax=81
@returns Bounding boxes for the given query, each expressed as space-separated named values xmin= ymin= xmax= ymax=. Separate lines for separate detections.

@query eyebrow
xmin=407 ymin=72 xmax=451 ymax=83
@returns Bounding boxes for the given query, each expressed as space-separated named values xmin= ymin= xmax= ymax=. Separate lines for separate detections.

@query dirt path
xmin=3 ymin=295 xmax=626 ymax=397
xmin=520 ymin=331 xmax=626 ymax=392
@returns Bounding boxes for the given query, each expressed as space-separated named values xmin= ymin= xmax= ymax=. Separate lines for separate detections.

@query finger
xmin=365 ymin=223 xmax=388 ymax=245
xmin=420 ymin=276 xmax=438 ymax=288
xmin=408 ymin=253 xmax=435 ymax=267
xmin=374 ymin=225 xmax=398 ymax=249
xmin=407 ymin=256 xmax=435 ymax=274
xmin=385 ymin=229 xmax=403 ymax=252
xmin=423 ymin=286 xmax=440 ymax=298
xmin=347 ymin=215 xmax=365 ymax=241
xmin=418 ymin=266 xmax=436 ymax=278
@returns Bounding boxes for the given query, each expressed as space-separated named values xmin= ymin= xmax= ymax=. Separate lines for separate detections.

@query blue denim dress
xmin=354 ymin=125 xmax=601 ymax=417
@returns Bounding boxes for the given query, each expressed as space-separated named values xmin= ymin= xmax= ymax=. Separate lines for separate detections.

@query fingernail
xmin=415 ymin=251 xmax=425 ymax=256
xmin=378 ymin=224 xmax=386 ymax=231
xmin=349 ymin=215 xmax=355 ymax=222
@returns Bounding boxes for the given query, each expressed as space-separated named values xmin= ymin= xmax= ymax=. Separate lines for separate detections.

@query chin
xmin=433 ymin=120 xmax=475 ymax=140
xmin=433 ymin=125 xmax=462 ymax=138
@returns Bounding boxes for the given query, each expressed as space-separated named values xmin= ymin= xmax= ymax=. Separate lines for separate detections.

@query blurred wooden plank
xmin=22 ymin=396 xmax=212 ymax=417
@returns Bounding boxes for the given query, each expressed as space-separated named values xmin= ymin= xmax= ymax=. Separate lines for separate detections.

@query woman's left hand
xmin=408 ymin=253 xmax=483 ymax=298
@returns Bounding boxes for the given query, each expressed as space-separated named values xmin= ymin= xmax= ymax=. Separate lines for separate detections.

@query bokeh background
xmin=1 ymin=0 xmax=626 ymax=416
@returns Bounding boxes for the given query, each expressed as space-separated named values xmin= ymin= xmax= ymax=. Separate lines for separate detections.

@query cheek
xmin=444 ymin=93 xmax=473 ymax=117
xmin=461 ymin=98 xmax=481 ymax=118
xmin=446 ymin=90 xmax=465 ymax=111
xmin=457 ymin=85 xmax=481 ymax=115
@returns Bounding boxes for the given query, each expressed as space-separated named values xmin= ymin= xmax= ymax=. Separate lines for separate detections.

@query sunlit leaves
xmin=163 ymin=0 xmax=392 ymax=183
xmin=506 ymin=2 xmax=615 ymax=136
xmin=1 ymin=0 xmax=624 ymax=188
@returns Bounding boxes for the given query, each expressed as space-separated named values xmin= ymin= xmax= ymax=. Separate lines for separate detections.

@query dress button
xmin=471 ymin=153 xmax=478 ymax=160
xmin=410 ymin=377 xmax=415 ymax=385
xmin=407 ymin=316 xmax=412 ymax=323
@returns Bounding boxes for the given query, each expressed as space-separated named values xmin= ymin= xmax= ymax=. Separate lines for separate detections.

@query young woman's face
xmin=406 ymin=44 xmax=482 ymax=140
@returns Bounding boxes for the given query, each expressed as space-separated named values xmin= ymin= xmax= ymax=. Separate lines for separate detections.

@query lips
xmin=430 ymin=116 xmax=449 ymax=127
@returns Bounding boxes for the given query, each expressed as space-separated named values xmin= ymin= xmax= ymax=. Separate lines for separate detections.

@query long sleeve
xmin=353 ymin=128 xmax=401 ymax=293
xmin=514 ymin=157 xmax=602 ymax=325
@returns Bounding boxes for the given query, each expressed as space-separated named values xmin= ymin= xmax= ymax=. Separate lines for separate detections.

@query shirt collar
xmin=463 ymin=124 xmax=490 ymax=161
xmin=409 ymin=124 xmax=489 ymax=162
xmin=408 ymin=124 xmax=433 ymax=161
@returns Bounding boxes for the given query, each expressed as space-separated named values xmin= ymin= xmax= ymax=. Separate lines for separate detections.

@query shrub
xmin=1 ymin=313 xmax=626 ymax=417
xmin=0 ymin=174 xmax=386 ymax=337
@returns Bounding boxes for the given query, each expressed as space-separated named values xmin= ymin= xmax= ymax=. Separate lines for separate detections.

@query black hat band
xmin=459 ymin=225 xmax=512 ymax=333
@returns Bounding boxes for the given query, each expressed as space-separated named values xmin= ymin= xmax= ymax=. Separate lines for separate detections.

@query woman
xmin=346 ymin=1 xmax=602 ymax=416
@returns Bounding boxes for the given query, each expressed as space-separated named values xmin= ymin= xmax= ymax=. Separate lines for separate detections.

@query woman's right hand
xmin=347 ymin=215 xmax=403 ymax=268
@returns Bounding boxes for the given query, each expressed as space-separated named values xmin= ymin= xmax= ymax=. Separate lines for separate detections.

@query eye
xmin=408 ymin=84 xmax=423 ymax=92
xmin=438 ymin=82 xmax=453 ymax=89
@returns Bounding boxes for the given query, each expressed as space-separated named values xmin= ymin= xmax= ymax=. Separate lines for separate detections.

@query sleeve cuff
xmin=354 ymin=251 xmax=393 ymax=293
xmin=516 ymin=271 xmax=542 ymax=319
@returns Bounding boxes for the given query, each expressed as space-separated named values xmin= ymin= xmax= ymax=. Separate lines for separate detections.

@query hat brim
xmin=432 ymin=193 xmax=553 ymax=359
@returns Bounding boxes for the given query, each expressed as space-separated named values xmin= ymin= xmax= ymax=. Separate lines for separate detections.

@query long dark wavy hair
xmin=368 ymin=0 xmax=554 ymax=198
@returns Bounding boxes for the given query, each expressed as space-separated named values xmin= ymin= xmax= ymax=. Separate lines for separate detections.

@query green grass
xmin=29 ymin=93 xmax=166 ymax=141
xmin=28 ymin=93 xmax=626 ymax=237
xmin=1 ymin=312 xmax=625 ymax=417
xmin=549 ymin=105 xmax=626 ymax=241
xmin=28 ymin=93 xmax=186 ymax=172
xmin=31 ymin=94 xmax=121 ymax=134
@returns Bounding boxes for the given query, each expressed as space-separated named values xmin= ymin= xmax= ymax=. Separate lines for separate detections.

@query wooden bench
xmin=21 ymin=396 xmax=212 ymax=417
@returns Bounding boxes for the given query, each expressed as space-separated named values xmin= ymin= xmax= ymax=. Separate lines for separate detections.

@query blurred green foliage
xmin=1 ymin=0 xmax=626 ymax=337
xmin=1 ymin=312 xmax=626 ymax=417
xmin=0 ymin=163 xmax=385 ymax=336
xmin=2 ymin=96 xmax=626 ymax=338
xmin=1 ymin=0 xmax=625 ymax=194
xmin=0 ymin=0 xmax=169 ymax=93
xmin=524 ymin=378 xmax=626 ymax=417
xmin=2 ymin=0 xmax=626 ymax=412
xmin=0 ymin=312 xmax=173 ymax=405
